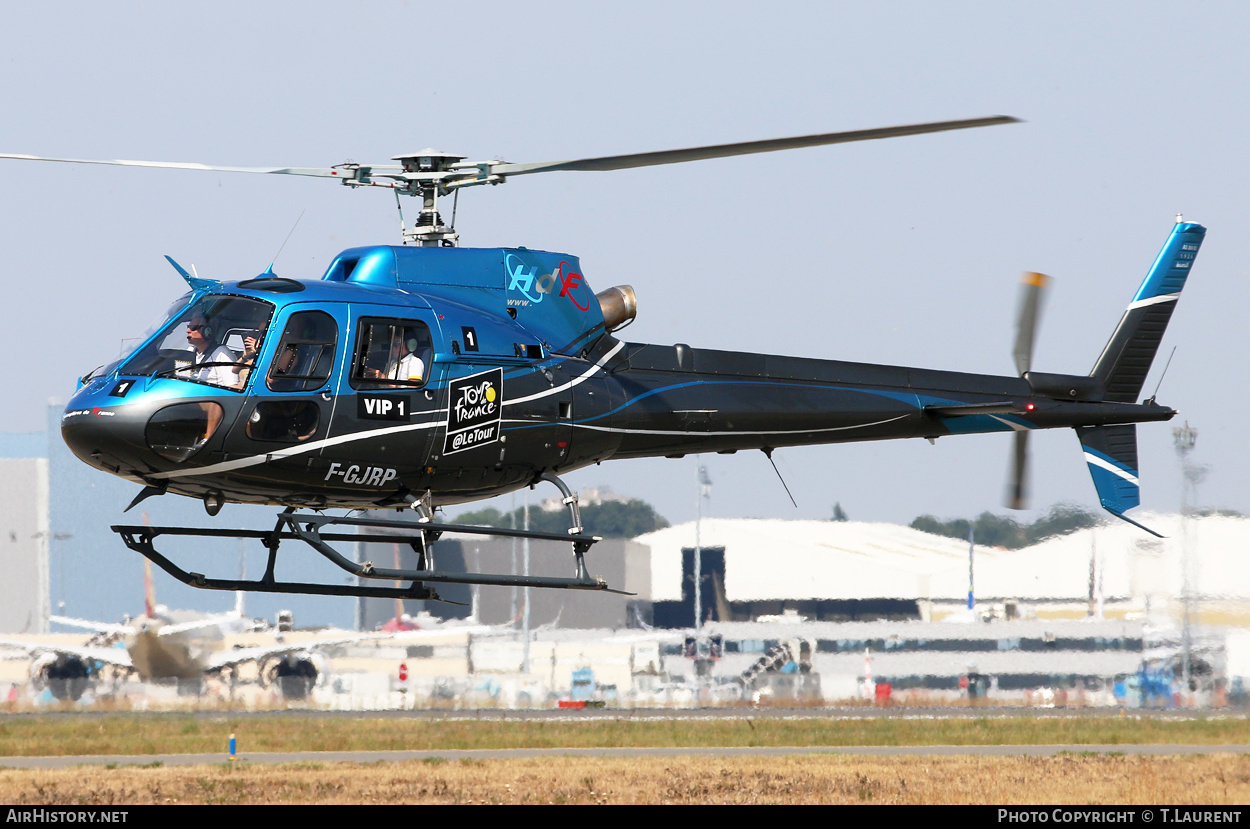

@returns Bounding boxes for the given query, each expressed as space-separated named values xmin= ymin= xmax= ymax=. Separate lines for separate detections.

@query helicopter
xmin=1 ymin=115 xmax=1204 ymax=603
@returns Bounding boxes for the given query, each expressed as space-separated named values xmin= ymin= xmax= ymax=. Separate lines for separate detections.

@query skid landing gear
xmin=111 ymin=475 xmax=626 ymax=601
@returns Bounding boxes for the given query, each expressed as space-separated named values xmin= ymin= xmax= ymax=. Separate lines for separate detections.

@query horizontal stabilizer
xmin=1075 ymin=423 xmax=1161 ymax=536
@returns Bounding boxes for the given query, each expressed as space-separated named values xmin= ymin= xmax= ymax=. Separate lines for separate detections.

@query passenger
xmin=237 ymin=321 xmax=269 ymax=386
xmin=389 ymin=335 xmax=426 ymax=384
xmin=369 ymin=334 xmax=425 ymax=385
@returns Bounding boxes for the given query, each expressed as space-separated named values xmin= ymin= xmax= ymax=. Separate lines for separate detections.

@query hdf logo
xmin=505 ymin=254 xmax=590 ymax=310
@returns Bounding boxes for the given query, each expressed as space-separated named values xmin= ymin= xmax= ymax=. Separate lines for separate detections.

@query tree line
xmin=452 ymin=498 xmax=670 ymax=538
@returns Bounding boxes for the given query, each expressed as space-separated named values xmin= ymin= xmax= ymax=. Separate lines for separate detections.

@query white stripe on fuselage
xmin=150 ymin=343 xmax=624 ymax=481
xmin=149 ymin=417 xmax=444 ymax=480
xmin=503 ymin=340 xmax=625 ymax=406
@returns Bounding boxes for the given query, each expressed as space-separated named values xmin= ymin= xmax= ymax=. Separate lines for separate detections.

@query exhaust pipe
xmin=596 ymin=285 xmax=637 ymax=333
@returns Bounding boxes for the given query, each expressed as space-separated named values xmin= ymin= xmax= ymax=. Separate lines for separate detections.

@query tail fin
xmin=143 ymin=559 xmax=157 ymax=619
xmin=1091 ymin=221 xmax=1206 ymax=402
xmin=142 ymin=512 xmax=158 ymax=618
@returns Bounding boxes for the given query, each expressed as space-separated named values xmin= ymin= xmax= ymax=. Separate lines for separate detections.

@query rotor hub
xmin=391 ymin=150 xmax=466 ymax=173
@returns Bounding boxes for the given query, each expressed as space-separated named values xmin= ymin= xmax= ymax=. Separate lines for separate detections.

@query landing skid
xmin=112 ymin=503 xmax=623 ymax=602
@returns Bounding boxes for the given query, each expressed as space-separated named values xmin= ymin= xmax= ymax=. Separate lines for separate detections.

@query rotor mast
xmin=388 ymin=150 xmax=471 ymax=247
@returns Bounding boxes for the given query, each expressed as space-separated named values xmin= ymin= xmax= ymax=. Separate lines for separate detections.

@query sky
xmin=1 ymin=0 xmax=1247 ymax=562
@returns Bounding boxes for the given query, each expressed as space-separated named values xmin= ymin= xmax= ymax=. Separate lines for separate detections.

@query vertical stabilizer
xmin=1076 ymin=423 xmax=1161 ymax=537
xmin=1091 ymin=221 xmax=1205 ymax=402
xmin=143 ymin=559 xmax=157 ymax=619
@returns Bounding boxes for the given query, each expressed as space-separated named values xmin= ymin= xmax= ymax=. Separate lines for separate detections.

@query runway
xmin=4 ymin=742 xmax=1250 ymax=769
xmin=3 ymin=705 xmax=1248 ymax=768
xmin=4 ymin=703 xmax=1246 ymax=722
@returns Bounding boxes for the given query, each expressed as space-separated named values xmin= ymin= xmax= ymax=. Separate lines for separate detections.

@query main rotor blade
xmin=489 ymin=116 xmax=1020 ymax=176
xmin=0 ymin=152 xmax=362 ymax=179
xmin=1013 ymin=271 xmax=1051 ymax=376
xmin=0 ymin=115 xmax=1019 ymax=186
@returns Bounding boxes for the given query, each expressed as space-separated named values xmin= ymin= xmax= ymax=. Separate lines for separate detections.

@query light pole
xmin=1172 ymin=421 xmax=1204 ymax=698
xmin=32 ymin=530 xmax=70 ymax=633
xmin=967 ymin=525 xmax=975 ymax=613
xmin=694 ymin=464 xmax=711 ymax=630
xmin=522 ymin=492 xmax=532 ymax=674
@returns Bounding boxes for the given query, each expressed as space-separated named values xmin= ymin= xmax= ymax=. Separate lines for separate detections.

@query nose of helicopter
xmin=61 ymin=379 xmax=236 ymax=483
xmin=61 ymin=401 xmax=146 ymax=477
xmin=59 ymin=381 xmax=162 ymax=479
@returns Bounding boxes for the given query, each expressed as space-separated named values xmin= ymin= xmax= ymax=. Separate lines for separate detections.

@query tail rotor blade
xmin=1006 ymin=430 xmax=1030 ymax=510
xmin=1013 ymin=271 xmax=1051 ymax=376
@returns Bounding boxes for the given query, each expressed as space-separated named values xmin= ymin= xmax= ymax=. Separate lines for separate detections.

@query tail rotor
xmin=1006 ymin=271 xmax=1050 ymax=510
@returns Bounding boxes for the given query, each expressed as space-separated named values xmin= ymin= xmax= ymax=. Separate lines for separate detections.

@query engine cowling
xmin=261 ymin=652 xmax=323 ymax=699
xmin=30 ymin=653 xmax=93 ymax=702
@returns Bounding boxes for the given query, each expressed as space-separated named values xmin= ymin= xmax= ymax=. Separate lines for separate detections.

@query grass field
xmin=1 ymin=713 xmax=1247 ymax=804
xmin=2 ymin=754 xmax=1249 ymax=805
xmin=1 ymin=712 xmax=1249 ymax=756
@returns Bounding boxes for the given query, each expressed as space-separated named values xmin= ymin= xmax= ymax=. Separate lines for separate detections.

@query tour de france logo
xmin=444 ymin=368 xmax=503 ymax=454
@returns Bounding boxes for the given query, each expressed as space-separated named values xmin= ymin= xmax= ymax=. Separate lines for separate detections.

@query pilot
xmin=184 ymin=314 xmax=242 ymax=389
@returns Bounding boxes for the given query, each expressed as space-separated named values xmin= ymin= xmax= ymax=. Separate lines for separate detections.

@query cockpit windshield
xmin=82 ymin=293 xmax=194 ymax=384
xmin=121 ymin=295 xmax=275 ymax=390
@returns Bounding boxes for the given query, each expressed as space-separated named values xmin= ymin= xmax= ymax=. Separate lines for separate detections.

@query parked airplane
xmin=0 ymin=564 xmax=383 ymax=700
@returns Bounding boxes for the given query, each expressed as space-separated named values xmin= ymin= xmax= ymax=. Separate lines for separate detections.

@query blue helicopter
xmin=0 ymin=116 xmax=1204 ymax=602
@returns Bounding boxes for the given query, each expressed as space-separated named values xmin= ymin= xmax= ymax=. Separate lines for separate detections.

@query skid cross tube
xmin=111 ymin=513 xmax=621 ymax=601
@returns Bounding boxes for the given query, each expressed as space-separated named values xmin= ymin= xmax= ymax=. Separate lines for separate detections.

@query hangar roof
xmin=633 ymin=514 xmax=1250 ymax=604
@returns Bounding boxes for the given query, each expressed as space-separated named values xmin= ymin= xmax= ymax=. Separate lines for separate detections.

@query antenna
xmin=1144 ymin=346 xmax=1177 ymax=406
xmin=271 ymin=209 xmax=305 ymax=264
xmin=761 ymin=448 xmax=798 ymax=508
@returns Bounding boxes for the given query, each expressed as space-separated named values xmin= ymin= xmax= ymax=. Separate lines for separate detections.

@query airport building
xmin=633 ymin=515 xmax=1250 ymax=626
xmin=386 ymin=513 xmax=1250 ymax=631
xmin=355 ymin=512 xmax=1250 ymax=704
xmin=357 ymin=535 xmax=652 ymax=631
xmin=0 ymin=457 xmax=49 ymax=633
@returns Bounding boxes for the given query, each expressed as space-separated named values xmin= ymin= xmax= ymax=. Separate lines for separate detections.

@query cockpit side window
xmin=120 ymin=295 xmax=274 ymax=391
xmin=266 ymin=310 xmax=339 ymax=393
xmin=350 ymin=318 xmax=433 ymax=390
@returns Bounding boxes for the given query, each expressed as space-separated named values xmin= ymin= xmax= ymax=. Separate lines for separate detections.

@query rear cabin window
xmin=266 ymin=311 xmax=339 ymax=393
xmin=351 ymin=318 xmax=433 ymax=390
xmin=246 ymin=400 xmax=320 ymax=443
